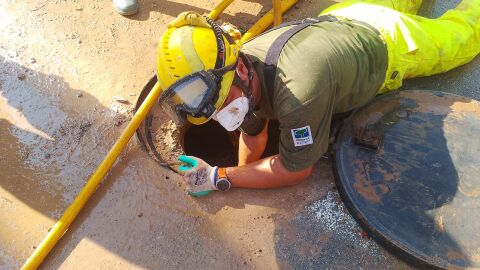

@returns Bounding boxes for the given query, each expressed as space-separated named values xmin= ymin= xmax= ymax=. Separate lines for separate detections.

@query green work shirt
xmin=242 ymin=19 xmax=388 ymax=171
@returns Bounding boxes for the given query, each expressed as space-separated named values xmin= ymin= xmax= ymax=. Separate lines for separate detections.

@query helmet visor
xmin=159 ymin=70 xmax=219 ymax=125
xmin=174 ymin=75 xmax=210 ymax=109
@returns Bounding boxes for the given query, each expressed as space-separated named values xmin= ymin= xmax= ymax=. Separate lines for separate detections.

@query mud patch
xmin=55 ymin=118 xmax=92 ymax=143
xmin=143 ymin=117 xmax=244 ymax=167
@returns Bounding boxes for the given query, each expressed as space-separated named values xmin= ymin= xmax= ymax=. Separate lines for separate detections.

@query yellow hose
xmin=208 ymin=0 xmax=234 ymax=20
xmin=21 ymin=82 xmax=162 ymax=270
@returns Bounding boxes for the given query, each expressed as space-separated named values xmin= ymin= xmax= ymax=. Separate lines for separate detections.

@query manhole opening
xmin=182 ymin=120 xmax=280 ymax=167
xmin=137 ymin=76 xmax=279 ymax=167
xmin=183 ymin=121 xmax=238 ymax=167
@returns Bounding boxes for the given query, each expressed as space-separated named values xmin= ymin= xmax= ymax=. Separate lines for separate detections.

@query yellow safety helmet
xmin=157 ymin=12 xmax=242 ymax=125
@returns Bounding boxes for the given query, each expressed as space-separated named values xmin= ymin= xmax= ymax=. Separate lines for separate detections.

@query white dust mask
xmin=213 ymin=97 xmax=249 ymax=131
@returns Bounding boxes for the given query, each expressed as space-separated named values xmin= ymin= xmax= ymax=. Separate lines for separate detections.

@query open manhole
xmin=183 ymin=120 xmax=239 ymax=167
xmin=134 ymin=75 xmax=279 ymax=170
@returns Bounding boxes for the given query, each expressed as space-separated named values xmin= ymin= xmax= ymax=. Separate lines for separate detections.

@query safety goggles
xmin=159 ymin=63 xmax=237 ymax=124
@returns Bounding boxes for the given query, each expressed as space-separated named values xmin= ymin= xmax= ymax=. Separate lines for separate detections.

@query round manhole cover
xmin=335 ymin=90 xmax=480 ymax=269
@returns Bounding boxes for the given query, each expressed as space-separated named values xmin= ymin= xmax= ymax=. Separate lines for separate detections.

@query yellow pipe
xmin=208 ymin=0 xmax=234 ymax=20
xmin=273 ymin=0 xmax=282 ymax=26
xmin=21 ymin=82 xmax=163 ymax=270
xmin=241 ymin=0 xmax=298 ymax=43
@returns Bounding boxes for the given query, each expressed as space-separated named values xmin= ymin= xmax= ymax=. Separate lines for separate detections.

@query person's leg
xmin=395 ymin=0 xmax=480 ymax=80
xmin=322 ymin=0 xmax=423 ymax=15
xmin=321 ymin=0 xmax=480 ymax=91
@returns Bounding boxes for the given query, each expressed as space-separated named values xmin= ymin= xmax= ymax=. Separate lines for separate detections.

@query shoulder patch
xmin=291 ymin=125 xmax=313 ymax=147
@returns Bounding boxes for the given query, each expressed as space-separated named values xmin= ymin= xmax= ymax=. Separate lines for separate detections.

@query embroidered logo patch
xmin=291 ymin=126 xmax=313 ymax=147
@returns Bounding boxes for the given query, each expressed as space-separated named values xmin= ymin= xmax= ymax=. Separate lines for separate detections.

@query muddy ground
xmin=0 ymin=0 xmax=478 ymax=269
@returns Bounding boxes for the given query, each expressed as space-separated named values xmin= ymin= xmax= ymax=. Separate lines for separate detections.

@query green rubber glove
xmin=178 ymin=155 xmax=218 ymax=197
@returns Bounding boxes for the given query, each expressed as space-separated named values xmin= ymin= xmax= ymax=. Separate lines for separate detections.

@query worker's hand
xmin=168 ymin=11 xmax=210 ymax=28
xmin=178 ymin=155 xmax=218 ymax=196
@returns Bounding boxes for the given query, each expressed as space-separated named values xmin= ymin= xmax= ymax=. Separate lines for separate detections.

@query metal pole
xmin=241 ymin=0 xmax=298 ymax=43
xmin=273 ymin=0 xmax=282 ymax=26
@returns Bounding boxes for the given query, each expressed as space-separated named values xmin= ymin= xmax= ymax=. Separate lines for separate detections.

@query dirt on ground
xmin=0 ymin=0 xmax=478 ymax=269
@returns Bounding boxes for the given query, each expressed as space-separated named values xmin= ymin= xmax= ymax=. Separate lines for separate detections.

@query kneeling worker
xmin=156 ymin=0 xmax=480 ymax=195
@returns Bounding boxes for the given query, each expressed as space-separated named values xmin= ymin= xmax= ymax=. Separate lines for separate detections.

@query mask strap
xmin=232 ymin=54 xmax=255 ymax=118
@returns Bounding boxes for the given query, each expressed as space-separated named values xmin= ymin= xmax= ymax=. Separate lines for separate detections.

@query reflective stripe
xmin=179 ymin=26 xmax=204 ymax=72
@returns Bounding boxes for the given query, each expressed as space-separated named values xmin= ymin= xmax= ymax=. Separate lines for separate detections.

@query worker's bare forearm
xmin=237 ymin=121 xmax=269 ymax=166
xmin=227 ymin=154 xmax=313 ymax=189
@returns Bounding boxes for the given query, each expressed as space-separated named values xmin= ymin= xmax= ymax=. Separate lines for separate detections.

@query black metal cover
xmin=334 ymin=90 xmax=480 ymax=269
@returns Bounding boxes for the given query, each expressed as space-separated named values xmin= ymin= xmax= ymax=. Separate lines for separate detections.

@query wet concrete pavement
xmin=0 ymin=0 xmax=478 ymax=269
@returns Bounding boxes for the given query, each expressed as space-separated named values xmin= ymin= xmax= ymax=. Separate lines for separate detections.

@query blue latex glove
xmin=178 ymin=155 xmax=218 ymax=197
